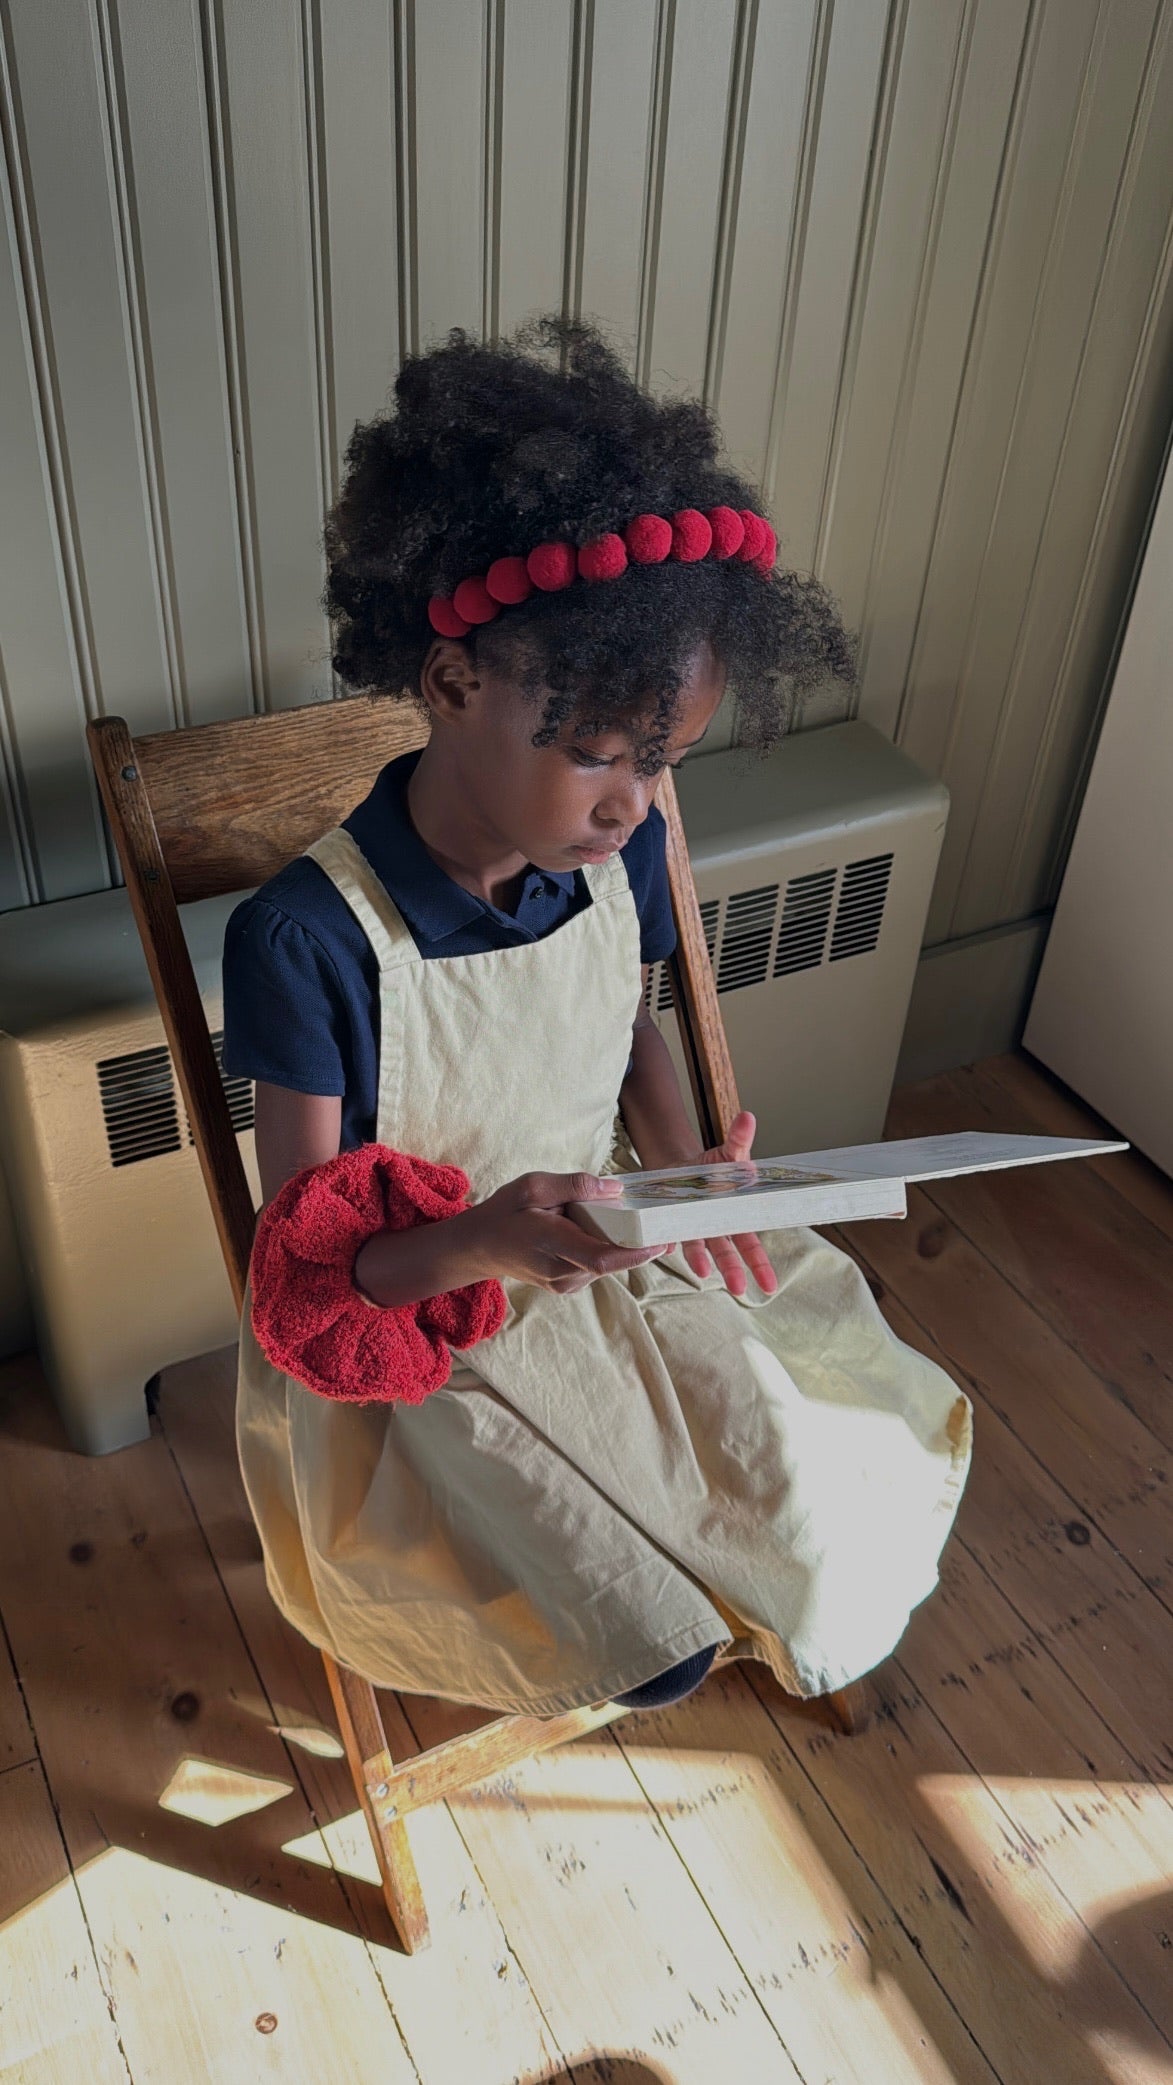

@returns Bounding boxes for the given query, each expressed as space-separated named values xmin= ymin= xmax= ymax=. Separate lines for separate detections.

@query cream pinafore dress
xmin=237 ymin=826 xmax=972 ymax=1715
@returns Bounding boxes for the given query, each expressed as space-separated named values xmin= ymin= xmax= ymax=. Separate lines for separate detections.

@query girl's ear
xmin=418 ymin=637 xmax=483 ymax=725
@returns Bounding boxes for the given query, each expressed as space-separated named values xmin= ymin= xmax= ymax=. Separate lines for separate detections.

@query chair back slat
xmin=133 ymin=695 xmax=428 ymax=900
xmin=87 ymin=700 xmax=740 ymax=1322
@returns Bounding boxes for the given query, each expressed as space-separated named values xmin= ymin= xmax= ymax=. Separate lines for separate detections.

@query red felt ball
xmin=453 ymin=576 xmax=500 ymax=625
xmin=670 ymin=509 xmax=713 ymax=562
xmin=707 ymin=506 xmax=745 ymax=559
xmin=527 ymin=541 xmax=577 ymax=591
xmin=485 ymin=555 xmax=533 ymax=605
xmin=625 ymin=514 xmax=673 ymax=564
xmin=753 ymin=521 xmax=778 ymax=573
xmin=577 ymin=534 xmax=628 ymax=583
xmin=428 ymin=596 xmax=471 ymax=638
xmin=737 ymin=511 xmax=769 ymax=563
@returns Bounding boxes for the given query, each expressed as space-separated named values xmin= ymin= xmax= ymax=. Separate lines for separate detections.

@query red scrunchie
xmin=249 ymin=1145 xmax=507 ymax=1405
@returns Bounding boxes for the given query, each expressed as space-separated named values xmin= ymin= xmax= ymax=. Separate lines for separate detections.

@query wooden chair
xmin=87 ymin=692 xmax=866 ymax=1953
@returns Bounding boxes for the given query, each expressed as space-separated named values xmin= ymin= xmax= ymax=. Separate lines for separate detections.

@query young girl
xmin=224 ymin=318 xmax=970 ymax=1719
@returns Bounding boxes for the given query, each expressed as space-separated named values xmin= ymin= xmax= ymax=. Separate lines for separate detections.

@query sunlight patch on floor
xmin=268 ymin=1718 xmax=345 ymax=1759
xmin=158 ymin=1754 xmax=295 ymax=1825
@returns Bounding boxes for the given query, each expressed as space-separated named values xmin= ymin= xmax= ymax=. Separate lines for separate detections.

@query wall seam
xmin=0 ymin=0 xmax=111 ymax=892
xmin=810 ymin=0 xmax=911 ymax=624
xmin=854 ymin=0 xmax=977 ymax=699
xmin=197 ymin=0 xmax=267 ymax=713
xmin=92 ymin=0 xmax=186 ymax=731
xmin=939 ymin=0 xmax=1118 ymax=934
xmin=760 ymin=0 xmax=833 ymax=511
xmin=890 ymin=0 xmax=1043 ymax=749
xmin=703 ymin=0 xmax=758 ymax=408
xmin=635 ymin=0 xmax=674 ymax=389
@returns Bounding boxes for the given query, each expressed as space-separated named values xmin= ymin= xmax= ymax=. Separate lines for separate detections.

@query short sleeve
xmin=221 ymin=898 xmax=348 ymax=1095
xmin=623 ymin=804 xmax=677 ymax=966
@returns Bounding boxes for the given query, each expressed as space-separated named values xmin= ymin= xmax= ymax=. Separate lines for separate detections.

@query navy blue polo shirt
xmin=221 ymin=748 xmax=676 ymax=1151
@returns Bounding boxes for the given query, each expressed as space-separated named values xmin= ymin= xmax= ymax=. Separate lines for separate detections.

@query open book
xmin=570 ymin=1132 xmax=1128 ymax=1248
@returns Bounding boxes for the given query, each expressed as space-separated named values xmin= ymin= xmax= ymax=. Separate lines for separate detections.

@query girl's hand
xmin=681 ymin=1110 xmax=778 ymax=1299
xmin=462 ymin=1172 xmax=670 ymax=1295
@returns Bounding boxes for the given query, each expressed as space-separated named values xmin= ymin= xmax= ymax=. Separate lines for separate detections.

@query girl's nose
xmin=598 ymin=775 xmax=656 ymax=828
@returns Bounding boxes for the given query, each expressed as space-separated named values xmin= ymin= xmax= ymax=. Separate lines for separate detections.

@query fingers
xmin=732 ymin=1231 xmax=778 ymax=1294
xmin=514 ymin=1171 xmax=624 ymax=1210
xmin=707 ymin=1234 xmax=748 ymax=1296
xmin=534 ymin=1212 xmax=663 ymax=1277
xmin=682 ymin=1230 xmax=776 ymax=1296
xmin=720 ymin=1110 xmax=757 ymax=1164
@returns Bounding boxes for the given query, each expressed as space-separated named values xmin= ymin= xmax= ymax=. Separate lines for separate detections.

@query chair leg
xmin=321 ymin=1650 xmax=431 ymax=1953
xmin=822 ymin=1678 xmax=872 ymax=1735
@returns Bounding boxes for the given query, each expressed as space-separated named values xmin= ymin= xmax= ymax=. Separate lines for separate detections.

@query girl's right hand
xmin=461 ymin=1172 xmax=669 ymax=1295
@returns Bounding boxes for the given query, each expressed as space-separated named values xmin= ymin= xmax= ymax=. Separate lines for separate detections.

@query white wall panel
xmin=0 ymin=0 xmax=1170 ymax=974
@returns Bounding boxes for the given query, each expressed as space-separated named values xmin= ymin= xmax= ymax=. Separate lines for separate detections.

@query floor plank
xmin=885 ymin=1068 xmax=1173 ymax=1451
xmin=0 ymin=1612 xmax=34 ymax=1773
xmin=159 ymin=1347 xmax=567 ymax=2085
xmin=405 ymin=1692 xmax=803 ymax=2083
xmin=0 ymin=1360 xmax=418 ymax=2085
xmin=980 ymin=1054 xmax=1173 ymax=1245
xmin=746 ymin=1654 xmax=1166 ymax=2085
xmin=840 ymin=1184 xmax=1172 ymax=1602
xmin=611 ymin=1668 xmax=1000 ymax=2085
xmin=3 ymin=1051 xmax=1171 ymax=2085
xmin=837 ymin=1222 xmax=1173 ymax=1781
xmin=0 ymin=1759 xmax=129 ymax=2085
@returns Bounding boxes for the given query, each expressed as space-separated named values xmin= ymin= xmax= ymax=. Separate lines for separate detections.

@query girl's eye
xmin=570 ymin=748 xmax=611 ymax=770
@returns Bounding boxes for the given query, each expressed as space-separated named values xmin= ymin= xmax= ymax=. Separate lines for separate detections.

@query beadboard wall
xmin=2 ymin=0 xmax=1172 ymax=1057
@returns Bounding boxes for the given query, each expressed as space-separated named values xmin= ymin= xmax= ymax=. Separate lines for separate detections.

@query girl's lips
xmin=570 ymin=836 xmax=630 ymax=861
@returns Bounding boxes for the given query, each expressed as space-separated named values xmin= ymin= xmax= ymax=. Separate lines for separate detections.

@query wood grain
xmin=612 ymin=1667 xmax=1001 ymax=2084
xmin=0 ymin=1618 xmax=33 ymax=1773
xmin=0 ymin=1357 xmax=415 ymax=2084
xmin=124 ymin=696 xmax=427 ymax=903
xmin=745 ymin=1654 xmax=1162 ymax=2085
xmin=839 ymin=1184 xmax=1173 ymax=1594
xmin=884 ymin=1066 xmax=1173 ymax=1451
xmin=405 ymin=1688 xmax=803 ymax=2085
xmin=982 ymin=1052 xmax=1173 ymax=1245
xmin=157 ymin=1346 xmax=566 ymax=2081
xmin=0 ymin=1760 xmax=128 ymax=2085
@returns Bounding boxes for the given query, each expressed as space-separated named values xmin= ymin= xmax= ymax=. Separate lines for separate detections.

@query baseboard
xmin=896 ymin=913 xmax=1052 ymax=1085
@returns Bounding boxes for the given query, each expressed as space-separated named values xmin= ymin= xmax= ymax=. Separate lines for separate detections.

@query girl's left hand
xmin=682 ymin=1110 xmax=779 ymax=1298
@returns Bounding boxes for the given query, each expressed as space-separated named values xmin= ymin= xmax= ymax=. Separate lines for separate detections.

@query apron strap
xmin=307 ymin=827 xmax=632 ymax=973
xmin=305 ymin=829 xmax=422 ymax=973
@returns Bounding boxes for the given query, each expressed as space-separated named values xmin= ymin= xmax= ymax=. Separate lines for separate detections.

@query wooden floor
xmin=2 ymin=1053 xmax=1171 ymax=2085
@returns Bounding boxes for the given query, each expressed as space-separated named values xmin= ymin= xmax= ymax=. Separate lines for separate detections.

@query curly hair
xmin=325 ymin=317 xmax=853 ymax=768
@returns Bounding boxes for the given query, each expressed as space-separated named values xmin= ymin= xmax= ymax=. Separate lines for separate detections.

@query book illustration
xmin=612 ymin=1162 xmax=836 ymax=1205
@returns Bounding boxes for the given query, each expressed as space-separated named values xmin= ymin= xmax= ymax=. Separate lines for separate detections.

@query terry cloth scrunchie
xmin=249 ymin=1145 xmax=507 ymax=1405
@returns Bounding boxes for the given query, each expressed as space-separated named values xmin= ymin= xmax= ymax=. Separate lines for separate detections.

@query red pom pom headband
xmin=427 ymin=506 xmax=777 ymax=639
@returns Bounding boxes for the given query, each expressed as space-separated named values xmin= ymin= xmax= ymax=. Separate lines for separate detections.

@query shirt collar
xmin=344 ymin=749 xmax=576 ymax=945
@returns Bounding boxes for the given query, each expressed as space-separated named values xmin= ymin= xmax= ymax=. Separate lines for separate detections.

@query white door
xmin=1024 ymin=441 xmax=1173 ymax=1178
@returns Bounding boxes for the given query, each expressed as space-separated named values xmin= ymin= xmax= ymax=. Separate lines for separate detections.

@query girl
xmin=224 ymin=318 xmax=970 ymax=1719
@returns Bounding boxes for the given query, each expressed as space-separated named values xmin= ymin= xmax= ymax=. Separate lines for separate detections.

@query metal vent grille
xmin=774 ymin=868 xmax=836 ymax=976
xmin=97 ymin=1029 xmax=254 ymax=1168
xmin=97 ymin=1045 xmax=184 ymax=1167
xmin=716 ymin=885 xmax=780 ymax=993
xmin=199 ymin=1030 xmax=256 ymax=1140
xmin=829 ymin=853 xmax=893 ymax=962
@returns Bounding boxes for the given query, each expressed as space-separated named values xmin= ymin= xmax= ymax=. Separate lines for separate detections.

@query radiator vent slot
xmin=98 ymin=1030 xmax=254 ymax=1167
xmin=197 ymin=1030 xmax=256 ymax=1140
xmin=716 ymin=885 xmax=780 ymax=994
xmin=774 ymin=868 xmax=836 ymax=976
xmin=98 ymin=1045 xmax=184 ymax=1167
xmin=830 ymin=853 xmax=893 ymax=962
